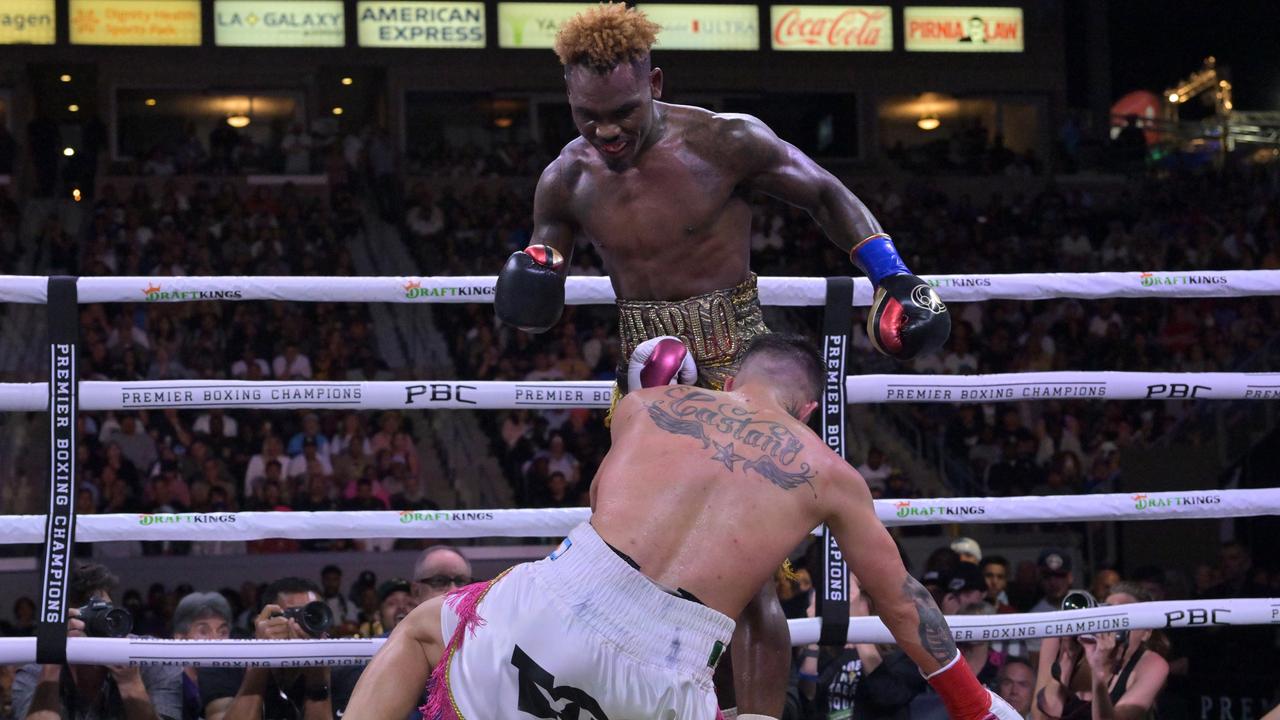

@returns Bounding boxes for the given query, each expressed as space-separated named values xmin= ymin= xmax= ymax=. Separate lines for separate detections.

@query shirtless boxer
xmin=345 ymin=335 xmax=1011 ymax=720
xmin=492 ymin=6 xmax=950 ymax=714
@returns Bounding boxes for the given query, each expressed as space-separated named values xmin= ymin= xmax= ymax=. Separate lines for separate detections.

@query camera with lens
xmin=275 ymin=601 xmax=334 ymax=638
xmin=78 ymin=598 xmax=133 ymax=638
xmin=1061 ymin=590 xmax=1128 ymax=646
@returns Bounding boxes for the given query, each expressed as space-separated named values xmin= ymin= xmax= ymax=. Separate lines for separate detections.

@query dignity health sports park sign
xmin=770 ymin=6 xmax=892 ymax=51
xmin=904 ymin=6 xmax=1023 ymax=52
xmin=214 ymin=0 xmax=345 ymax=47
xmin=69 ymin=0 xmax=201 ymax=46
xmin=357 ymin=1 xmax=485 ymax=48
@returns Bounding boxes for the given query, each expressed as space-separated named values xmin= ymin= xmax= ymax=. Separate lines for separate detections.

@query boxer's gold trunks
xmin=615 ymin=273 xmax=769 ymax=392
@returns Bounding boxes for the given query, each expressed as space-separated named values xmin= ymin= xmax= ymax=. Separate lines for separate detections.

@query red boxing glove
xmin=627 ymin=336 xmax=698 ymax=391
xmin=926 ymin=653 xmax=1021 ymax=720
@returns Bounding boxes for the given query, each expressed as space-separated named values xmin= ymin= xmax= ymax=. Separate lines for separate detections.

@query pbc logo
xmin=1164 ymin=608 xmax=1230 ymax=627
xmin=1145 ymin=383 xmax=1210 ymax=399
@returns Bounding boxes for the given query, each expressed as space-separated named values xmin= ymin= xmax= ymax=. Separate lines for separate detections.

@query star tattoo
xmin=711 ymin=440 xmax=746 ymax=471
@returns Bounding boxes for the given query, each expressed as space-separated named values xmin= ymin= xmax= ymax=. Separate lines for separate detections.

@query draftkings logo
xmin=1131 ymin=493 xmax=1222 ymax=511
xmin=142 ymin=282 xmax=243 ymax=302
xmin=403 ymin=279 xmax=494 ymax=299
xmin=137 ymin=514 xmax=237 ymax=526
xmin=927 ymin=277 xmax=992 ymax=288
xmin=398 ymin=510 xmax=496 ymax=524
xmin=1138 ymin=272 xmax=1228 ymax=288
xmin=893 ymin=500 xmax=986 ymax=518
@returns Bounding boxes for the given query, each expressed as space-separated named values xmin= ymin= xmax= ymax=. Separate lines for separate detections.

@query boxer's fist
xmin=867 ymin=273 xmax=950 ymax=360
xmin=927 ymin=653 xmax=1022 ymax=720
xmin=628 ymin=336 xmax=697 ymax=391
xmin=495 ymin=245 xmax=566 ymax=333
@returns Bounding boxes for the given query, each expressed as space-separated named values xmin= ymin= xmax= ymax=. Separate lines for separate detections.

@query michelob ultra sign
xmin=644 ymin=4 xmax=760 ymax=51
xmin=497 ymin=2 xmax=592 ymax=48
xmin=0 ymin=0 xmax=55 ymax=44
xmin=770 ymin=5 xmax=891 ymax=51
xmin=69 ymin=0 xmax=201 ymax=46
xmin=357 ymin=1 xmax=486 ymax=48
xmin=904 ymin=6 xmax=1023 ymax=52
xmin=214 ymin=0 xmax=345 ymax=47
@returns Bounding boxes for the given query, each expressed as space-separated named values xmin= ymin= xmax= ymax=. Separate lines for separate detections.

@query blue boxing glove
xmin=851 ymin=233 xmax=950 ymax=360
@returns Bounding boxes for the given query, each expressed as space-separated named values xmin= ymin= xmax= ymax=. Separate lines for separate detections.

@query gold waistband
xmin=616 ymin=274 xmax=767 ymax=390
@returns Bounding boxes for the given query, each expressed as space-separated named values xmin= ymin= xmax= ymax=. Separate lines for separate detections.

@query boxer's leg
xmin=344 ymin=595 xmax=445 ymax=720
xmin=729 ymin=580 xmax=790 ymax=717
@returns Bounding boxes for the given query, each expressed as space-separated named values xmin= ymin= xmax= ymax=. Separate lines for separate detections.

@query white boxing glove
xmin=627 ymin=336 xmax=698 ymax=391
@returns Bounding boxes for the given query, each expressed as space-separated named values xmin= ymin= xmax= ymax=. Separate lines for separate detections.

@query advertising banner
xmin=357 ymin=1 xmax=485 ymax=48
xmin=0 ymin=0 xmax=55 ymax=45
xmin=497 ymin=2 xmax=591 ymax=49
xmin=214 ymin=0 xmax=345 ymax=47
xmin=770 ymin=5 xmax=891 ymax=51
xmin=69 ymin=0 xmax=201 ymax=46
xmin=643 ymin=4 xmax=760 ymax=51
xmin=904 ymin=6 xmax=1023 ymax=52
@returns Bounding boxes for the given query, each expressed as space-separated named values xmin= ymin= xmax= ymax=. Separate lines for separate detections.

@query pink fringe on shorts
xmin=419 ymin=580 xmax=493 ymax=720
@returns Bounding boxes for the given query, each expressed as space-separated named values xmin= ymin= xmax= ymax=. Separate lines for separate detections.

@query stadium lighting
xmin=917 ymin=114 xmax=941 ymax=131
xmin=63 ymin=147 xmax=75 ymax=157
xmin=68 ymin=104 xmax=79 ymax=112
xmin=226 ymin=115 xmax=251 ymax=128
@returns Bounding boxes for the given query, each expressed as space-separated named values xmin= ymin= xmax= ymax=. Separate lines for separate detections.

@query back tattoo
xmin=644 ymin=387 xmax=816 ymax=494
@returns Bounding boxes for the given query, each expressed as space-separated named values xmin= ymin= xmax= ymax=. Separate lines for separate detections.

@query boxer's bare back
xmin=593 ymin=384 xmax=871 ymax=619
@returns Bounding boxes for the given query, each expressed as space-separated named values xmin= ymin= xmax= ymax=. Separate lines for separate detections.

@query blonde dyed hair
xmin=554 ymin=3 xmax=660 ymax=71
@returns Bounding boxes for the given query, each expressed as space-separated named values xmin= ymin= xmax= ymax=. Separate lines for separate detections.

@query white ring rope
xmin=1 ymin=270 xmax=1278 ymax=306
xmin=1 ymin=372 xmax=1279 ymax=412
xmin=1 ymin=489 xmax=1274 ymax=544
xmin=0 ymin=599 xmax=1273 ymax=666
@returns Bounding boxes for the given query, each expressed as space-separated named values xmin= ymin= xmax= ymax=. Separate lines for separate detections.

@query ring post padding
xmin=818 ymin=277 xmax=853 ymax=646
xmin=38 ymin=276 xmax=78 ymax=665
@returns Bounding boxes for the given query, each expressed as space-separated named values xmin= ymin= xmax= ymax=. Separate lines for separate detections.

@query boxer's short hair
xmin=554 ymin=3 xmax=660 ymax=72
xmin=739 ymin=333 xmax=826 ymax=405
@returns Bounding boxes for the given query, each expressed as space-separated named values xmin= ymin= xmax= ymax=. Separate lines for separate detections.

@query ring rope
xmin=0 ymin=598 xmax=1273 ymax=666
xmin=1 ymin=270 xmax=1278 ymax=306
xmin=0 ymin=372 xmax=1277 ymax=412
xmin=0 ymin=488 xmax=1273 ymax=544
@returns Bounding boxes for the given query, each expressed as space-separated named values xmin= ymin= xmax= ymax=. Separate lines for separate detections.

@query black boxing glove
xmin=495 ymin=244 xmax=566 ymax=333
xmin=852 ymin=233 xmax=950 ymax=360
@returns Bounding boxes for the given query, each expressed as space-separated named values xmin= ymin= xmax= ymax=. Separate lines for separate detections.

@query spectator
xmin=4 ymin=598 xmax=36 ymax=637
xmin=1090 ymin=568 xmax=1121 ymax=602
xmin=361 ymin=580 xmax=414 ymax=638
xmin=243 ymin=436 xmax=290 ymax=498
xmin=411 ymin=546 xmax=473 ymax=604
xmin=105 ymin=414 xmax=159 ymax=477
xmin=198 ymin=577 xmax=361 ymax=720
xmin=539 ymin=434 xmax=580 ymax=488
xmin=856 ymin=447 xmax=893 ymax=494
xmin=287 ymin=439 xmax=333 ymax=481
xmin=272 ymin=342 xmax=313 ymax=380
xmin=797 ymin=580 xmax=882 ymax=717
xmin=319 ymin=566 xmax=360 ymax=638
xmin=1034 ymin=582 xmax=1169 ymax=720
xmin=192 ymin=409 xmax=238 ymax=439
xmin=997 ymin=657 xmax=1035 ymax=720
xmin=173 ymin=592 xmax=233 ymax=720
xmin=940 ymin=563 xmax=988 ymax=614
xmin=10 ymin=563 xmax=183 ymax=719
xmin=951 ymin=537 xmax=982 ymax=564
xmin=1027 ymin=549 xmax=1074 ymax=658
xmin=287 ymin=414 xmax=331 ymax=460
xmin=342 ymin=478 xmax=387 ymax=511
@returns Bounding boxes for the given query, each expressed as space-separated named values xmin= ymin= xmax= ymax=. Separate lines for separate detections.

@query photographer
xmin=10 ymin=562 xmax=183 ymax=720
xmin=1033 ymin=582 xmax=1169 ymax=720
xmin=199 ymin=578 xmax=362 ymax=720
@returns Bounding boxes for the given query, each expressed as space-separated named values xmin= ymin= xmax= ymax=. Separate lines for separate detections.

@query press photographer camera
xmin=78 ymin=597 xmax=134 ymax=638
xmin=197 ymin=577 xmax=363 ymax=719
xmin=275 ymin=600 xmax=334 ymax=638
xmin=9 ymin=562 xmax=183 ymax=720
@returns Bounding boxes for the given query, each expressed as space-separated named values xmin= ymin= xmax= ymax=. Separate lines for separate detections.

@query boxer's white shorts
xmin=429 ymin=521 xmax=734 ymax=719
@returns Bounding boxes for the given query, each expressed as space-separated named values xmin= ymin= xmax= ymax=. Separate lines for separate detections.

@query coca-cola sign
xmin=770 ymin=5 xmax=892 ymax=51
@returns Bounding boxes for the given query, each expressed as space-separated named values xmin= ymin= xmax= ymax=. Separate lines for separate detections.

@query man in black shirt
xmin=199 ymin=578 xmax=363 ymax=720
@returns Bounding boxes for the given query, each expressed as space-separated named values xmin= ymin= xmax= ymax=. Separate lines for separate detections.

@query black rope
xmin=818 ymin=277 xmax=852 ymax=646
xmin=37 ymin=276 xmax=78 ymax=665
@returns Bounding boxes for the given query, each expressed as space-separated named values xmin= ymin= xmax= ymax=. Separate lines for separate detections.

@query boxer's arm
xmin=719 ymin=114 xmax=883 ymax=254
xmin=531 ymin=157 xmax=578 ymax=272
xmin=343 ymin=596 xmax=446 ymax=720
xmin=822 ymin=461 xmax=955 ymax=675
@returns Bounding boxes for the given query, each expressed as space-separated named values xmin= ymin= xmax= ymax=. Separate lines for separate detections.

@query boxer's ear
xmin=649 ymin=67 xmax=663 ymax=100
